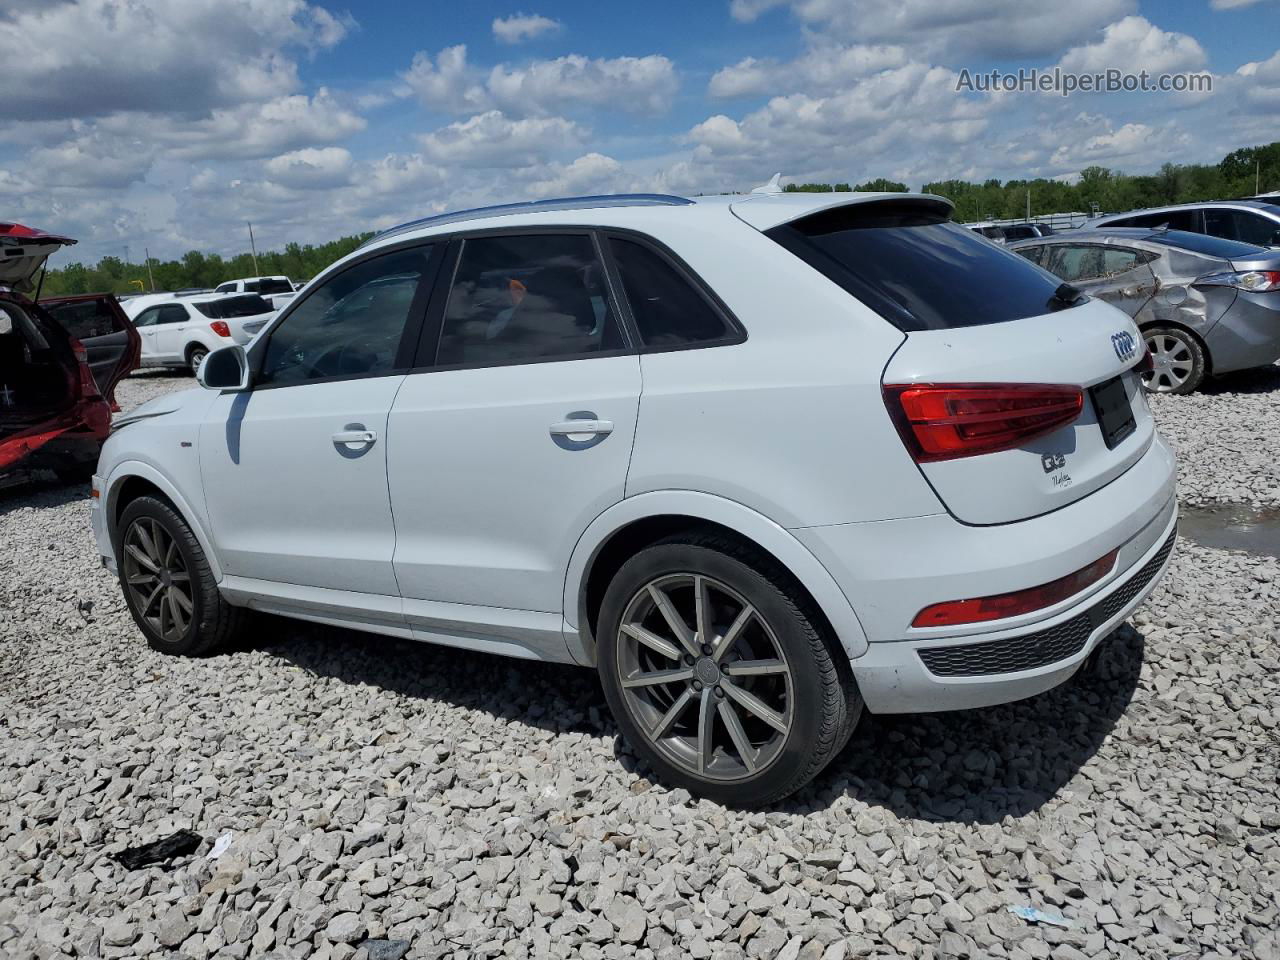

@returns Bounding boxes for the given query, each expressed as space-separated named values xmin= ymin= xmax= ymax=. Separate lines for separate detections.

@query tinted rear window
xmin=767 ymin=203 xmax=1066 ymax=331
xmin=193 ymin=295 xmax=273 ymax=319
xmin=255 ymin=278 xmax=293 ymax=295
xmin=1145 ymin=230 xmax=1268 ymax=259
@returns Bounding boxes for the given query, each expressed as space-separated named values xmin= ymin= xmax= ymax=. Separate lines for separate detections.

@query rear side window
xmin=1111 ymin=210 xmax=1201 ymax=231
xmin=1013 ymin=244 xmax=1045 ymax=265
xmin=193 ymin=296 xmax=273 ymax=319
xmin=1204 ymin=209 xmax=1280 ymax=247
xmin=609 ymin=237 xmax=733 ymax=348
xmin=436 ymin=234 xmax=624 ymax=366
xmin=768 ymin=203 xmax=1066 ymax=331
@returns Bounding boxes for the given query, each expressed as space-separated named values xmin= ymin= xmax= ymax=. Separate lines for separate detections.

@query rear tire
xmin=1141 ymin=326 xmax=1206 ymax=394
xmin=187 ymin=345 xmax=209 ymax=374
xmin=597 ymin=533 xmax=861 ymax=806
xmin=117 ymin=496 xmax=245 ymax=656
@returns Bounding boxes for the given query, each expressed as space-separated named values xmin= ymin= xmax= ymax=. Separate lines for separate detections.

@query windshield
xmin=193 ymin=295 xmax=273 ymax=319
xmin=767 ymin=203 xmax=1067 ymax=331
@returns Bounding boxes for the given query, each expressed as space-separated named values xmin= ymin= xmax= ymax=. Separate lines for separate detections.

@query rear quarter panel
xmin=622 ymin=215 xmax=942 ymax=527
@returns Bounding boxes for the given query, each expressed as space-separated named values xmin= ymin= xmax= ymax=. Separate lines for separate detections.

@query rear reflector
xmin=912 ymin=549 xmax=1118 ymax=628
xmin=210 ymin=321 xmax=232 ymax=338
xmin=884 ymin=382 xmax=1084 ymax=462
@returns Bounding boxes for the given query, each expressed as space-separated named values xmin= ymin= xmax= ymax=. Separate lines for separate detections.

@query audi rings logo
xmin=1111 ymin=331 xmax=1137 ymax=362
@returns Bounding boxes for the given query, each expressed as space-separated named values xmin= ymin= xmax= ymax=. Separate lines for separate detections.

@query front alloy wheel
xmin=122 ymin=516 xmax=194 ymax=643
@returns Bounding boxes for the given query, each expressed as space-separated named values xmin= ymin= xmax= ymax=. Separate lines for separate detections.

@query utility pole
xmin=247 ymin=221 xmax=260 ymax=275
xmin=1258 ymin=159 xmax=1262 ymax=195
xmin=144 ymin=247 xmax=156 ymax=292
xmin=1026 ymin=188 xmax=1031 ymax=221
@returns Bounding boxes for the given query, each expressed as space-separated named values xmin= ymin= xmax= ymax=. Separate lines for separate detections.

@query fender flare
xmin=562 ymin=490 xmax=869 ymax=666
xmin=103 ymin=459 xmax=225 ymax=581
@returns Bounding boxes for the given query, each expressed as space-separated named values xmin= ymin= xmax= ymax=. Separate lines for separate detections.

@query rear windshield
xmin=1145 ymin=230 xmax=1270 ymax=259
xmin=767 ymin=203 xmax=1066 ymax=331
xmin=244 ymin=278 xmax=292 ymax=295
xmin=193 ymin=295 xmax=273 ymax=319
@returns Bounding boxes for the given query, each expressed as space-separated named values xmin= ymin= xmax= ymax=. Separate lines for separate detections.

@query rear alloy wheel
xmin=117 ymin=496 xmax=246 ymax=655
xmin=187 ymin=346 xmax=209 ymax=374
xmin=1142 ymin=326 xmax=1206 ymax=394
xmin=598 ymin=534 xmax=861 ymax=805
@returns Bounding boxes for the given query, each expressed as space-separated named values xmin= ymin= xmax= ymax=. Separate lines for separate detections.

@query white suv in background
xmin=214 ymin=275 xmax=299 ymax=310
xmin=91 ymin=191 xmax=1177 ymax=804
xmin=122 ymin=293 xmax=276 ymax=372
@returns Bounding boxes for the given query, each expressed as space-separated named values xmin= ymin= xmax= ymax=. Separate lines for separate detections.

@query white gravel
xmin=1 ymin=371 xmax=1277 ymax=960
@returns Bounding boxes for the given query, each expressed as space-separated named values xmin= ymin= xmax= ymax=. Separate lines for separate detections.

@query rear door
xmin=153 ymin=303 xmax=194 ymax=362
xmin=387 ymin=231 xmax=641 ymax=626
xmin=761 ymin=199 xmax=1154 ymax=526
xmin=1043 ymin=243 xmax=1159 ymax=318
xmin=39 ymin=294 xmax=140 ymax=403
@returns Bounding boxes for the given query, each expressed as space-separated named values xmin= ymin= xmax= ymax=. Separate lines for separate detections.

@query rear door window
xmin=608 ymin=237 xmax=736 ymax=348
xmin=156 ymin=304 xmax=190 ymax=324
xmin=767 ymin=203 xmax=1065 ymax=331
xmin=41 ymin=298 xmax=117 ymax=340
xmin=435 ymin=234 xmax=625 ymax=366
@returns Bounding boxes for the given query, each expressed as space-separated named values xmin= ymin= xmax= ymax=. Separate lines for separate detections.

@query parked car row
xmin=121 ymin=291 xmax=276 ymax=372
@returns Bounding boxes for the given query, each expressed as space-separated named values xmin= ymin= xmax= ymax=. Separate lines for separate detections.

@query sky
xmin=1 ymin=0 xmax=1278 ymax=264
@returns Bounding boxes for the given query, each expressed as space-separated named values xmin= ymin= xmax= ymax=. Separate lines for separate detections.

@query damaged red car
xmin=0 ymin=223 xmax=139 ymax=485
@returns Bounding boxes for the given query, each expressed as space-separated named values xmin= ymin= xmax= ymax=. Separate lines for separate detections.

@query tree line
xmin=36 ymin=141 xmax=1280 ymax=298
xmin=785 ymin=142 xmax=1279 ymax=223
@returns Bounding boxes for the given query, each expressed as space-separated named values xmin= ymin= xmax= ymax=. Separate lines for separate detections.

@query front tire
xmin=117 ymin=496 xmax=245 ymax=656
xmin=1142 ymin=326 xmax=1206 ymax=394
xmin=597 ymin=533 xmax=861 ymax=806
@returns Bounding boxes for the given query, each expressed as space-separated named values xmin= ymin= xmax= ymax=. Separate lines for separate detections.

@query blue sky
xmin=1 ymin=0 xmax=1278 ymax=263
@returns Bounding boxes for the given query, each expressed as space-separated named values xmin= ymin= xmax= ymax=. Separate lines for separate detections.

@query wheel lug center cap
xmin=694 ymin=658 xmax=721 ymax=685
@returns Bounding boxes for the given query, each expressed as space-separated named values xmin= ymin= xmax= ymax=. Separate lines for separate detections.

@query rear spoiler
xmin=729 ymin=192 xmax=954 ymax=232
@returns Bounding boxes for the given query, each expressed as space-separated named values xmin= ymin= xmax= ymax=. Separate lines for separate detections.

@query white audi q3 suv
xmin=92 ymin=189 xmax=1177 ymax=804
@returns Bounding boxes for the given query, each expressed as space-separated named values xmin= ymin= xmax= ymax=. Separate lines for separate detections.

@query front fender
xmin=562 ymin=490 xmax=869 ymax=667
xmin=103 ymin=459 xmax=224 ymax=582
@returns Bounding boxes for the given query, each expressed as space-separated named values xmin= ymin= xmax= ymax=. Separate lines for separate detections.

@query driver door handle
xmin=332 ymin=429 xmax=377 ymax=445
xmin=549 ymin=419 xmax=613 ymax=437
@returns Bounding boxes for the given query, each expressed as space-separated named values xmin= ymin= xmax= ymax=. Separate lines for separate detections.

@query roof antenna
xmin=751 ymin=173 xmax=784 ymax=195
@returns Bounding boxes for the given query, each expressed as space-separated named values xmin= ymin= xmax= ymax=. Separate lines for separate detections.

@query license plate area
xmin=1090 ymin=375 xmax=1136 ymax=449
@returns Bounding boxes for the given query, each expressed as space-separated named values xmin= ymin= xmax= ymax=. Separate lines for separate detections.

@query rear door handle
xmin=549 ymin=419 xmax=614 ymax=438
xmin=332 ymin=429 xmax=377 ymax=445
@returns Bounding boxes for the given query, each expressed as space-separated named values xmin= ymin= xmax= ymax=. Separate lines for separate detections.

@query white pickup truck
xmin=213 ymin=276 xmax=298 ymax=310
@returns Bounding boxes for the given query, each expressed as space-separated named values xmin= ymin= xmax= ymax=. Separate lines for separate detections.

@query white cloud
xmin=710 ymin=44 xmax=908 ymax=98
xmin=1057 ymin=16 xmax=1207 ymax=75
xmin=27 ymin=128 xmax=152 ymax=188
xmin=399 ymin=45 xmax=491 ymax=114
xmin=1047 ymin=118 xmax=1193 ymax=169
xmin=264 ymin=147 xmax=354 ymax=187
xmin=728 ymin=0 xmax=1136 ymax=59
xmin=416 ymin=111 xmax=584 ymax=167
xmin=488 ymin=54 xmax=679 ymax=115
xmin=492 ymin=13 xmax=562 ymax=44
xmin=0 ymin=0 xmax=349 ymax=120
xmin=1210 ymin=0 xmax=1273 ymax=8
xmin=527 ymin=153 xmax=626 ymax=198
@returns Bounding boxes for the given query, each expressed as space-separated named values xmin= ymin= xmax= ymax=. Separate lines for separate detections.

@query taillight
xmin=884 ymin=383 xmax=1084 ymax=463
xmin=210 ymin=321 xmax=232 ymax=338
xmin=912 ymin=549 xmax=1118 ymax=628
xmin=1196 ymin=270 xmax=1280 ymax=293
xmin=1138 ymin=342 xmax=1154 ymax=374
xmin=70 ymin=337 xmax=101 ymax=399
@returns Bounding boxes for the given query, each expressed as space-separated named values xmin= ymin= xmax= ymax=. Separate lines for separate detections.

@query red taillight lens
xmin=912 ymin=549 xmax=1118 ymax=628
xmin=69 ymin=337 xmax=101 ymax=399
xmin=210 ymin=321 xmax=232 ymax=338
xmin=1138 ymin=342 xmax=1154 ymax=374
xmin=884 ymin=383 xmax=1084 ymax=462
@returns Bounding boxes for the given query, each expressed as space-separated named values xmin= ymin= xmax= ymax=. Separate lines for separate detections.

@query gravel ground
xmin=1 ymin=371 xmax=1278 ymax=960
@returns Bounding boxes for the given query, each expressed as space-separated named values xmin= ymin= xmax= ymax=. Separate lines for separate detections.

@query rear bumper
xmin=792 ymin=434 xmax=1177 ymax=713
xmin=1204 ymin=294 xmax=1280 ymax=374
xmin=849 ymin=509 xmax=1175 ymax=713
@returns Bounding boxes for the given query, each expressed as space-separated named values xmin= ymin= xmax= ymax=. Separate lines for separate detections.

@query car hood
xmin=111 ymin=387 xmax=204 ymax=431
xmin=0 ymin=223 xmax=76 ymax=293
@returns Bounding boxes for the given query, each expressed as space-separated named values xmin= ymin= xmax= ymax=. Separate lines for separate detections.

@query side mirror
xmin=197 ymin=344 xmax=251 ymax=392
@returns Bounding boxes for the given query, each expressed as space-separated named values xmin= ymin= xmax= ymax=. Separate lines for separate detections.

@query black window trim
xmin=246 ymin=237 xmax=445 ymax=392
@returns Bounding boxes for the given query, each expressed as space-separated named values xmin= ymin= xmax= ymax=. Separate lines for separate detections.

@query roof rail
xmin=361 ymin=193 xmax=694 ymax=247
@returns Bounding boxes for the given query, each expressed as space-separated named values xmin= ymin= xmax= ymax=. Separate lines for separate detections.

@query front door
xmin=199 ymin=243 xmax=439 ymax=597
xmin=388 ymin=233 xmax=641 ymax=619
